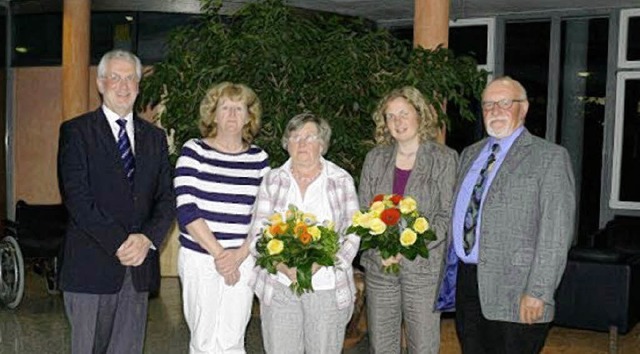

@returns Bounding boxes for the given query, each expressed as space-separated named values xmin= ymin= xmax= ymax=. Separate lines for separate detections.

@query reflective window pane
xmin=450 ymin=25 xmax=488 ymax=65
xmin=138 ymin=13 xmax=201 ymax=63
xmin=627 ymin=16 xmax=640 ymax=61
xmin=91 ymin=12 xmax=136 ymax=64
xmin=13 ymin=14 xmax=62 ymax=66
xmin=557 ymin=18 xmax=608 ymax=237
xmin=619 ymin=78 xmax=640 ymax=202
xmin=504 ymin=21 xmax=551 ymax=138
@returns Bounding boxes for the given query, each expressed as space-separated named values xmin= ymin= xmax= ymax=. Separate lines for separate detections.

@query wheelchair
xmin=1 ymin=200 xmax=67 ymax=308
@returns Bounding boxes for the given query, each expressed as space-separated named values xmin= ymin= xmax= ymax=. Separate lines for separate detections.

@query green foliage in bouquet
xmin=255 ymin=205 xmax=339 ymax=295
xmin=347 ymin=194 xmax=437 ymax=273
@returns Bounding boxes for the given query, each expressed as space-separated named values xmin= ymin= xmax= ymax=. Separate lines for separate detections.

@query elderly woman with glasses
xmin=359 ymin=86 xmax=457 ymax=354
xmin=174 ymin=82 xmax=270 ymax=354
xmin=250 ymin=113 xmax=360 ymax=354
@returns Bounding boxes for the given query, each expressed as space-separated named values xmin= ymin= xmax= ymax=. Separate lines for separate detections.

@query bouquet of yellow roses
xmin=347 ymin=194 xmax=436 ymax=273
xmin=255 ymin=204 xmax=339 ymax=295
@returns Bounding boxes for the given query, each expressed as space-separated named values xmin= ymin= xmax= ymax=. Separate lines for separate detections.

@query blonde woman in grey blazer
xmin=359 ymin=87 xmax=457 ymax=354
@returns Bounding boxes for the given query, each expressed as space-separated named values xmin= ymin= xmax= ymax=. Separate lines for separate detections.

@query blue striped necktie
xmin=116 ymin=118 xmax=135 ymax=184
xmin=463 ymin=143 xmax=500 ymax=255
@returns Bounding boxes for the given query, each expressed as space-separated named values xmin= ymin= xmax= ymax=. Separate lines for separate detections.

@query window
xmin=611 ymin=71 xmax=640 ymax=209
xmin=447 ymin=18 xmax=495 ymax=152
xmin=504 ymin=21 xmax=551 ymax=139
xmin=618 ymin=9 xmax=640 ymax=68
xmin=449 ymin=18 xmax=495 ymax=73
xmin=12 ymin=13 xmax=62 ymax=66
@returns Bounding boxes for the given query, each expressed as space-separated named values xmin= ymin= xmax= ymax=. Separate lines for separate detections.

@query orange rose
xmin=299 ymin=232 xmax=312 ymax=245
xmin=294 ymin=221 xmax=308 ymax=236
xmin=269 ymin=223 xmax=287 ymax=236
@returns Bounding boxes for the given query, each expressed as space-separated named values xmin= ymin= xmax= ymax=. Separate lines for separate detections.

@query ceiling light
xmin=15 ymin=47 xmax=27 ymax=53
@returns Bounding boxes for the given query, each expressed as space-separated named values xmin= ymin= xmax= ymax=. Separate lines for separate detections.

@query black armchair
xmin=554 ymin=217 xmax=640 ymax=353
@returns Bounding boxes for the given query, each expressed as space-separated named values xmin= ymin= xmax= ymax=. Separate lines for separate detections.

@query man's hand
xmin=116 ymin=233 xmax=152 ymax=266
xmin=520 ymin=294 xmax=544 ymax=324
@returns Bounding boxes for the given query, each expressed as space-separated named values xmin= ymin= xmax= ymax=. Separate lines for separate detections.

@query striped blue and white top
xmin=175 ymin=138 xmax=270 ymax=253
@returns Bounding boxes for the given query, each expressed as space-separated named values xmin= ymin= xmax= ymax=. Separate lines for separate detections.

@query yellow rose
xmin=399 ymin=197 xmax=417 ymax=214
xmin=263 ymin=228 xmax=274 ymax=239
xmin=269 ymin=213 xmax=284 ymax=225
xmin=303 ymin=213 xmax=317 ymax=224
xmin=369 ymin=218 xmax=387 ymax=235
xmin=308 ymin=226 xmax=321 ymax=241
xmin=413 ymin=217 xmax=429 ymax=233
xmin=266 ymin=239 xmax=284 ymax=255
xmin=370 ymin=201 xmax=385 ymax=216
xmin=357 ymin=212 xmax=375 ymax=228
xmin=352 ymin=210 xmax=364 ymax=225
xmin=400 ymin=228 xmax=417 ymax=247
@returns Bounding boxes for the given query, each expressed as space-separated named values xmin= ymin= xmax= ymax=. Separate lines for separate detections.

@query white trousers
xmin=178 ymin=247 xmax=255 ymax=354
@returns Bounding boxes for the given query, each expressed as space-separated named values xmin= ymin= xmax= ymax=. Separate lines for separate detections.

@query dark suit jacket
xmin=438 ymin=129 xmax=575 ymax=323
xmin=57 ymin=108 xmax=175 ymax=294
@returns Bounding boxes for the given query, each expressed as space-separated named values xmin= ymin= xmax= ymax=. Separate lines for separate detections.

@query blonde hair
xmin=199 ymin=82 xmax=262 ymax=144
xmin=371 ymin=86 xmax=439 ymax=145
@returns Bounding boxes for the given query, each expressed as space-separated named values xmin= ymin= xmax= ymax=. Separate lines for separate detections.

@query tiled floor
xmin=1 ymin=268 xmax=640 ymax=353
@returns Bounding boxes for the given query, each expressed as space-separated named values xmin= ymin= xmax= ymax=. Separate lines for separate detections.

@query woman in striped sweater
xmin=174 ymin=82 xmax=270 ymax=354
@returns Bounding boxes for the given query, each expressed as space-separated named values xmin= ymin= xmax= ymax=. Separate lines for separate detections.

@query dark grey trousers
xmin=64 ymin=269 xmax=149 ymax=354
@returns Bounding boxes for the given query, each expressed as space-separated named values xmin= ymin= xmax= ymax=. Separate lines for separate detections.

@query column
xmin=62 ymin=0 xmax=90 ymax=121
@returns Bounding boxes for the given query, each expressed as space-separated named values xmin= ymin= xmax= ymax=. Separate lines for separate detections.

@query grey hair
xmin=281 ymin=112 xmax=332 ymax=155
xmin=483 ymin=75 xmax=528 ymax=100
xmin=97 ymin=49 xmax=142 ymax=81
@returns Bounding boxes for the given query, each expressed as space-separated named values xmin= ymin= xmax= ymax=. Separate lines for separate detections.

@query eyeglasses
xmin=103 ymin=73 xmax=138 ymax=85
xmin=288 ymin=135 xmax=320 ymax=144
xmin=481 ymin=98 xmax=526 ymax=111
xmin=384 ymin=110 xmax=411 ymax=122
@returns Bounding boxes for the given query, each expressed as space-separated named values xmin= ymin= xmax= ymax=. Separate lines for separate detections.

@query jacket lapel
xmin=93 ymin=108 xmax=124 ymax=168
xmin=379 ymin=145 xmax=397 ymax=194
xmin=93 ymin=108 xmax=137 ymax=195
xmin=405 ymin=143 xmax=433 ymax=197
xmin=489 ymin=129 xmax=534 ymax=191
xmin=132 ymin=116 xmax=148 ymax=189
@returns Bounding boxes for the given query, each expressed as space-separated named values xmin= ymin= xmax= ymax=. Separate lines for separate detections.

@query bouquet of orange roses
xmin=347 ymin=194 xmax=436 ymax=273
xmin=255 ymin=204 xmax=339 ymax=295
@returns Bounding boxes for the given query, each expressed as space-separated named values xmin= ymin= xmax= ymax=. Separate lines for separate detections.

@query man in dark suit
xmin=57 ymin=49 xmax=175 ymax=354
xmin=436 ymin=76 xmax=575 ymax=353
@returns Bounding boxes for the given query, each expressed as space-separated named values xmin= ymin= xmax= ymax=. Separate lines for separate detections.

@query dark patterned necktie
xmin=463 ymin=143 xmax=500 ymax=254
xmin=116 ymin=118 xmax=135 ymax=184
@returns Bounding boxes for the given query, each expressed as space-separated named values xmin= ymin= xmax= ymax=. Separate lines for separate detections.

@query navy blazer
xmin=57 ymin=108 xmax=175 ymax=294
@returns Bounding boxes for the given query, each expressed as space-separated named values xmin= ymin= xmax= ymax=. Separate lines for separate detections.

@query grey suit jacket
xmin=455 ymin=129 xmax=575 ymax=323
xmin=359 ymin=141 xmax=458 ymax=273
